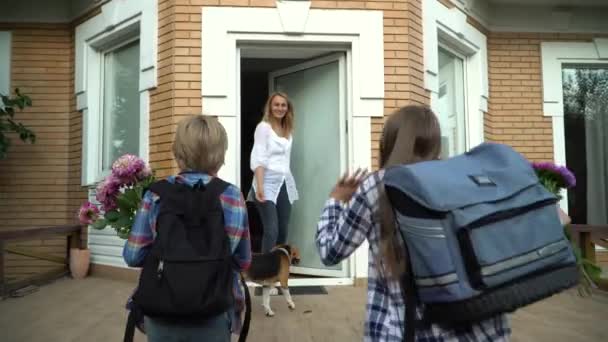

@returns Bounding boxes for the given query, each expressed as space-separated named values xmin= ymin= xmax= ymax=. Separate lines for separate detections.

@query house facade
xmin=1 ymin=0 xmax=607 ymax=285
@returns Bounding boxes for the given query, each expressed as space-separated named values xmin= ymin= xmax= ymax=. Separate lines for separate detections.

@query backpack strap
xmin=204 ymin=177 xmax=231 ymax=199
xmin=147 ymin=177 xmax=230 ymax=198
xmin=402 ymin=249 xmax=417 ymax=342
xmin=123 ymin=310 xmax=135 ymax=342
xmin=147 ymin=179 xmax=174 ymax=198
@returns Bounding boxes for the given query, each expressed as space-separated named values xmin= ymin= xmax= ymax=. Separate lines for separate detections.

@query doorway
xmin=239 ymin=48 xmax=349 ymax=279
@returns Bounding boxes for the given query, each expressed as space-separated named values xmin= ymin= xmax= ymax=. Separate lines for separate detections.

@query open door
xmin=268 ymin=53 xmax=348 ymax=277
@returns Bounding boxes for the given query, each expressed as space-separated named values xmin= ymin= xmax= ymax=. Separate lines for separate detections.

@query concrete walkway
xmin=1 ymin=276 xmax=607 ymax=342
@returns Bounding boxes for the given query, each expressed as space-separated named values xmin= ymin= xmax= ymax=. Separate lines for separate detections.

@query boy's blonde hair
xmin=172 ymin=115 xmax=227 ymax=173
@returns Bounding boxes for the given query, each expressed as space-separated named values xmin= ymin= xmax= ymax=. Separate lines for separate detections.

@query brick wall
xmin=485 ymin=33 xmax=601 ymax=161
xmin=149 ymin=0 xmax=178 ymax=178
xmin=0 ymin=24 xmax=77 ymax=281
xmin=151 ymin=0 xmax=427 ymax=173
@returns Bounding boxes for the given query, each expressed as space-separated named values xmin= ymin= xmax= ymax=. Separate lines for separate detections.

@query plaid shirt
xmin=316 ymin=170 xmax=511 ymax=342
xmin=123 ymin=172 xmax=251 ymax=333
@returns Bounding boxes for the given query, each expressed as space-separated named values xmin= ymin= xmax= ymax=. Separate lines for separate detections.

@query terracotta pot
xmin=69 ymin=248 xmax=90 ymax=279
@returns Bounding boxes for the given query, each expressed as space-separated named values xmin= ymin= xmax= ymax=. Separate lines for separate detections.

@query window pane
xmin=102 ymin=40 xmax=140 ymax=171
xmin=0 ymin=32 xmax=10 ymax=96
xmin=437 ymin=47 xmax=466 ymax=158
xmin=563 ymin=66 xmax=608 ymax=225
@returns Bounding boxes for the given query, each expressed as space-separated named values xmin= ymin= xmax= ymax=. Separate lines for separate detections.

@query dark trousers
xmin=254 ymin=183 xmax=292 ymax=253
xmin=144 ymin=312 xmax=231 ymax=342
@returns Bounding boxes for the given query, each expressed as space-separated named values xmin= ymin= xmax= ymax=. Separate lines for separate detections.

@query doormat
xmin=253 ymin=286 xmax=328 ymax=296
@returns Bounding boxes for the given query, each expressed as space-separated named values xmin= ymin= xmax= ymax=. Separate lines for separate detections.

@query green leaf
xmin=116 ymin=227 xmax=131 ymax=240
xmin=91 ymin=218 xmax=108 ymax=230
xmin=583 ymin=260 xmax=603 ymax=281
xmin=126 ymin=190 xmax=139 ymax=205
xmin=104 ymin=210 xmax=121 ymax=222
xmin=115 ymin=214 xmax=133 ymax=229
xmin=1 ymin=88 xmax=34 ymax=159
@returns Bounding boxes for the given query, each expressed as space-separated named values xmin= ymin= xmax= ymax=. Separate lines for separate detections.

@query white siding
xmin=87 ymin=188 xmax=129 ymax=268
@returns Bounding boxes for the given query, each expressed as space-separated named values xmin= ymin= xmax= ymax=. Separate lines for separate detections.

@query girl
xmin=315 ymin=105 xmax=511 ymax=341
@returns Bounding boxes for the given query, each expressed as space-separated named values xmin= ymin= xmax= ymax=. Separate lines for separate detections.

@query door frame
xmin=236 ymin=41 xmax=358 ymax=286
xmin=201 ymin=6 xmax=386 ymax=283
xmin=268 ymin=52 xmax=349 ymax=278
xmin=541 ymin=39 xmax=608 ymax=212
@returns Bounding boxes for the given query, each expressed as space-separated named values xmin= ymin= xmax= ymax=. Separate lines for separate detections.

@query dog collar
xmin=274 ymin=247 xmax=291 ymax=264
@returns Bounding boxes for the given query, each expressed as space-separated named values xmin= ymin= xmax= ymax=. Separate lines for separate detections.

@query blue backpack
xmin=384 ymin=142 xmax=578 ymax=337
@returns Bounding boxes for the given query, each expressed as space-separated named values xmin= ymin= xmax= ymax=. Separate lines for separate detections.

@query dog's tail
xmin=238 ymin=273 xmax=252 ymax=342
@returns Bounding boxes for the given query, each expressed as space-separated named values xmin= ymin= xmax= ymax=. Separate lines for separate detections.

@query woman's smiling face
xmin=270 ymin=95 xmax=288 ymax=121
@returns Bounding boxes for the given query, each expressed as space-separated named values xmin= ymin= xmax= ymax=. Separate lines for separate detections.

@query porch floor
xmin=0 ymin=276 xmax=607 ymax=342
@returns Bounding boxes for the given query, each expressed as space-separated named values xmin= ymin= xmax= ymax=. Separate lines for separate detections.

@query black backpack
xmin=132 ymin=178 xmax=234 ymax=321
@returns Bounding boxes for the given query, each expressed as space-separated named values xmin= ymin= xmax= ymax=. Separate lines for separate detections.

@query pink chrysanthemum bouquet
xmin=77 ymin=154 xmax=155 ymax=239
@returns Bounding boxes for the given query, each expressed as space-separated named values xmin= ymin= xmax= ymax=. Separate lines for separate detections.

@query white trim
xmin=455 ymin=1 xmax=608 ymax=34
xmin=201 ymin=7 xmax=384 ymax=119
xmin=75 ymin=0 xmax=157 ymax=186
xmin=487 ymin=6 xmax=608 ymax=34
xmin=541 ymin=39 xmax=608 ymax=212
xmin=541 ymin=40 xmax=608 ymax=118
xmin=0 ymin=31 xmax=10 ymax=96
xmin=276 ymin=0 xmax=311 ymax=34
xmin=202 ymin=6 xmax=383 ymax=280
xmin=424 ymin=0 xmax=488 ymax=151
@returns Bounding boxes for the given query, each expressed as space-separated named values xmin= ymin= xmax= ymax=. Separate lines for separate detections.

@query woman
xmin=250 ymin=92 xmax=299 ymax=253
xmin=315 ymin=105 xmax=511 ymax=341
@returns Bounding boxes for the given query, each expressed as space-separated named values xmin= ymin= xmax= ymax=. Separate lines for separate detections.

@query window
xmin=437 ymin=47 xmax=467 ymax=158
xmin=423 ymin=0 xmax=488 ymax=155
xmin=101 ymin=40 xmax=141 ymax=172
xmin=562 ymin=66 xmax=608 ymax=225
xmin=76 ymin=0 xmax=156 ymax=185
xmin=0 ymin=31 xmax=10 ymax=96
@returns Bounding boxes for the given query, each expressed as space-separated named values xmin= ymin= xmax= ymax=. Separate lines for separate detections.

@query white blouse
xmin=249 ymin=122 xmax=299 ymax=204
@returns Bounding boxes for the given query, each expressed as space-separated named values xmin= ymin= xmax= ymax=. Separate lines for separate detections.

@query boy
xmin=123 ymin=115 xmax=251 ymax=342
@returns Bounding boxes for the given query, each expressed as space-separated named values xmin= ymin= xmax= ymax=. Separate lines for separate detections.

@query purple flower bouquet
xmin=77 ymin=154 xmax=155 ymax=239
xmin=532 ymin=160 xmax=602 ymax=295
xmin=531 ymin=161 xmax=576 ymax=197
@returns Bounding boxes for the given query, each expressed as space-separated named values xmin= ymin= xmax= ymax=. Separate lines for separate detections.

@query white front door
xmin=268 ymin=53 xmax=348 ymax=277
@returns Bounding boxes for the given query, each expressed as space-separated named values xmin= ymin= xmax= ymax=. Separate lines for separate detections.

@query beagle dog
xmin=242 ymin=244 xmax=301 ymax=317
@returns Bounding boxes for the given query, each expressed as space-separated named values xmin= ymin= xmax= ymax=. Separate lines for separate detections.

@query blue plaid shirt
xmin=316 ymin=170 xmax=511 ymax=341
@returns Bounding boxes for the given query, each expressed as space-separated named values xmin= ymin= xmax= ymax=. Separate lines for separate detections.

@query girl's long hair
xmin=378 ymin=105 xmax=442 ymax=280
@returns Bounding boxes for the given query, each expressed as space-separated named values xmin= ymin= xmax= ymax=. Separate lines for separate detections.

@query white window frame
xmin=423 ymin=0 xmax=488 ymax=150
xmin=438 ymin=43 xmax=469 ymax=155
xmin=75 ymin=0 xmax=157 ymax=185
xmin=540 ymin=39 xmax=608 ymax=211
xmin=98 ymin=37 xmax=142 ymax=176
xmin=0 ymin=31 xmax=10 ymax=96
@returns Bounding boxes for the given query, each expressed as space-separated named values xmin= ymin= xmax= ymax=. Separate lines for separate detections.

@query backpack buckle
xmin=157 ymin=260 xmax=164 ymax=280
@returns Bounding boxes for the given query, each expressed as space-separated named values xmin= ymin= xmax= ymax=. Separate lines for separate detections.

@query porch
xmin=0 ymin=276 xmax=606 ymax=342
